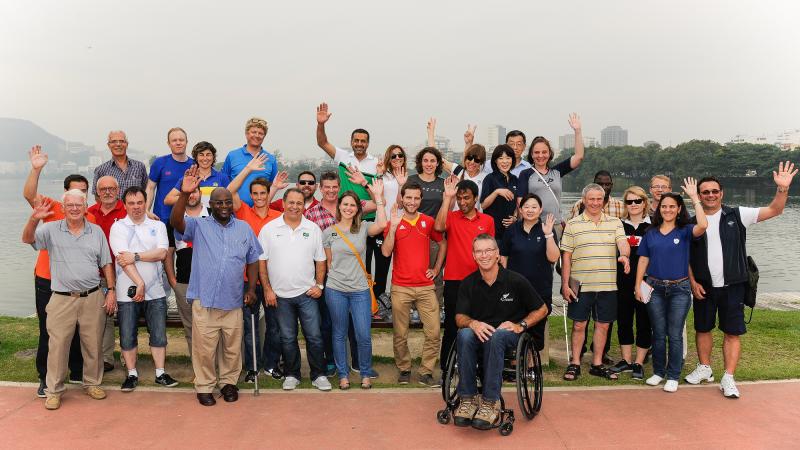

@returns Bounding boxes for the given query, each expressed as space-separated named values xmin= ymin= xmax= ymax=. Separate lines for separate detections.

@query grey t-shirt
xmin=322 ymin=221 xmax=372 ymax=292
xmin=517 ymin=158 xmax=574 ymax=223
xmin=33 ymin=219 xmax=112 ymax=292
xmin=407 ymin=174 xmax=444 ymax=218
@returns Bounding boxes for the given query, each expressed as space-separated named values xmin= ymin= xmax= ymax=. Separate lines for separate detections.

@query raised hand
xmin=346 ymin=165 xmax=367 ymax=187
xmin=29 ymin=145 xmax=48 ymax=169
xmin=773 ymin=161 xmax=798 ymax=189
xmin=367 ymin=178 xmax=384 ymax=199
xmin=272 ymin=170 xmax=289 ymax=191
xmin=395 ymin=166 xmax=407 ymax=186
xmin=464 ymin=125 xmax=476 ymax=146
xmin=31 ymin=195 xmax=54 ymax=220
xmin=316 ymin=102 xmax=331 ymax=124
xmin=681 ymin=177 xmax=699 ymax=202
xmin=390 ymin=204 xmax=403 ymax=228
xmin=375 ymin=158 xmax=386 ymax=175
xmin=568 ymin=113 xmax=582 ymax=132
xmin=443 ymin=174 xmax=458 ymax=199
xmin=246 ymin=153 xmax=268 ymax=172
xmin=542 ymin=213 xmax=555 ymax=235
xmin=181 ymin=166 xmax=201 ymax=194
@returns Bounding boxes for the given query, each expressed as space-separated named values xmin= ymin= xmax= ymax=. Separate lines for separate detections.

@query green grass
xmin=2 ymin=310 xmax=798 ymax=389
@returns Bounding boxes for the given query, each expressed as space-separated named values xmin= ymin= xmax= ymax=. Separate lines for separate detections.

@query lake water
xmin=1 ymin=179 xmax=797 ymax=317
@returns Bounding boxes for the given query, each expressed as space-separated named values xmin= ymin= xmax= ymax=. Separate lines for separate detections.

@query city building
xmin=486 ymin=125 xmax=506 ymax=151
xmin=775 ymin=129 xmax=800 ymax=151
xmin=600 ymin=126 xmax=628 ymax=147
xmin=559 ymin=133 xmax=599 ymax=151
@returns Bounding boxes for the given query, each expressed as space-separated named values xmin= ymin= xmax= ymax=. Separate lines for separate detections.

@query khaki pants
xmin=45 ymin=291 xmax=105 ymax=398
xmin=174 ymin=283 xmax=193 ymax=356
xmin=391 ymin=285 xmax=441 ymax=375
xmin=191 ymin=301 xmax=242 ymax=393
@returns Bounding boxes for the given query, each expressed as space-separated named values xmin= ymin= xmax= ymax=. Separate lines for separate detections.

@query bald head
xmin=209 ymin=188 xmax=233 ymax=224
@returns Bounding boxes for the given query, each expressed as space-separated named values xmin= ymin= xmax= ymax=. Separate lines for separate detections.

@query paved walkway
xmin=1 ymin=380 xmax=798 ymax=449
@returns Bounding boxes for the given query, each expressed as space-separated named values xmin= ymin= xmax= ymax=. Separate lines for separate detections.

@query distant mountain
xmin=0 ymin=118 xmax=66 ymax=161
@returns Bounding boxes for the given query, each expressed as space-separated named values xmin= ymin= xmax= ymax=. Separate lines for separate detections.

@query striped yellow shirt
xmin=560 ymin=212 xmax=626 ymax=292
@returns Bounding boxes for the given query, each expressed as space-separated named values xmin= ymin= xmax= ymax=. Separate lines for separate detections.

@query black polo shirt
xmin=456 ymin=266 xmax=544 ymax=328
xmin=499 ymin=220 xmax=556 ymax=302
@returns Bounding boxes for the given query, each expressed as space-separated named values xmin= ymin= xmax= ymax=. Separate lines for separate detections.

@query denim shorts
xmin=567 ymin=290 xmax=617 ymax=323
xmin=118 ymin=298 xmax=168 ymax=350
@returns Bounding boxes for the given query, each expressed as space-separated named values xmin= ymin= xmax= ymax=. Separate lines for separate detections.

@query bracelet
xmin=544 ymin=233 xmax=554 ymax=239
xmin=777 ymin=187 xmax=789 ymax=193
xmin=375 ymin=201 xmax=384 ymax=206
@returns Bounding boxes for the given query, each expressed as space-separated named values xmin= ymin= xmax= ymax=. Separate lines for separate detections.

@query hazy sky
xmin=2 ymin=0 xmax=799 ymax=160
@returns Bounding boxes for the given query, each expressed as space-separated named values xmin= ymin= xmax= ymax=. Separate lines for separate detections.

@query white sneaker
xmin=720 ymin=374 xmax=740 ymax=399
xmin=663 ymin=380 xmax=679 ymax=393
xmin=685 ymin=363 xmax=714 ymax=385
xmin=646 ymin=374 xmax=664 ymax=386
xmin=312 ymin=376 xmax=332 ymax=391
xmin=282 ymin=376 xmax=300 ymax=391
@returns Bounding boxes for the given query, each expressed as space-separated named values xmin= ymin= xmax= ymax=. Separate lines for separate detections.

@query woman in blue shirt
xmin=635 ymin=178 xmax=707 ymax=392
xmin=480 ymin=145 xmax=518 ymax=240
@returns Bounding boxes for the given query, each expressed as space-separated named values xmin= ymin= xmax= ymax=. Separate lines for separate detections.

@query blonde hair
xmin=167 ymin=127 xmax=187 ymax=141
xmin=621 ymin=185 xmax=649 ymax=220
xmin=245 ymin=117 xmax=268 ymax=134
xmin=650 ymin=174 xmax=671 ymax=188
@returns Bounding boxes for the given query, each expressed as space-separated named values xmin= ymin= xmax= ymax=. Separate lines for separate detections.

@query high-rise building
xmin=600 ymin=126 xmax=628 ymax=147
xmin=559 ymin=133 xmax=599 ymax=151
xmin=486 ymin=125 xmax=506 ymax=151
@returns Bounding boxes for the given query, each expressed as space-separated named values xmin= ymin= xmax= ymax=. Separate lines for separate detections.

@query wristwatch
xmin=518 ymin=320 xmax=528 ymax=331
xmin=316 ymin=283 xmax=324 ymax=290
xmin=107 ymin=286 xmax=116 ymax=291
xmin=134 ymin=253 xmax=141 ymax=262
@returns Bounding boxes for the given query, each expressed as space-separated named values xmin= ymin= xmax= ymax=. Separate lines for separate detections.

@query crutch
xmin=251 ymin=308 xmax=260 ymax=397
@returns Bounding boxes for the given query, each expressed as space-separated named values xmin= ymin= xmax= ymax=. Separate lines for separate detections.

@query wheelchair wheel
xmin=499 ymin=422 xmax=513 ymax=436
xmin=515 ymin=333 xmax=543 ymax=420
xmin=441 ymin=341 xmax=459 ymax=404
xmin=436 ymin=408 xmax=451 ymax=425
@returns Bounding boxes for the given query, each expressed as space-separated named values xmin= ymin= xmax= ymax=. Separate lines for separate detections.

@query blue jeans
xmin=276 ymin=294 xmax=325 ymax=380
xmin=456 ymin=328 xmax=520 ymax=402
xmin=242 ymin=285 xmax=283 ymax=372
xmin=324 ymin=287 xmax=373 ymax=378
xmin=646 ymin=279 xmax=691 ymax=381
xmin=118 ymin=298 xmax=168 ymax=351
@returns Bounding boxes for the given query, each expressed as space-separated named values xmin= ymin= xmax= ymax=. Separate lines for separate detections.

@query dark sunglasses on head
xmin=390 ymin=153 xmax=405 ymax=159
xmin=298 ymin=180 xmax=316 ymax=186
xmin=700 ymin=189 xmax=721 ymax=196
xmin=465 ymin=155 xmax=483 ymax=163
xmin=625 ymin=199 xmax=644 ymax=205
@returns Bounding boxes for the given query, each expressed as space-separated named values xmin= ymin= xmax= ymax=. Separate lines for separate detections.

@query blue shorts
xmin=118 ymin=298 xmax=168 ymax=350
xmin=693 ymin=282 xmax=747 ymax=336
xmin=567 ymin=291 xmax=617 ymax=323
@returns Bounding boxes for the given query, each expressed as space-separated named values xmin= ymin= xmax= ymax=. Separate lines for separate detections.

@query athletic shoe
xmin=397 ymin=371 xmax=411 ymax=385
xmin=418 ymin=374 xmax=441 ymax=388
xmin=471 ymin=397 xmax=501 ymax=430
xmin=282 ymin=376 xmax=300 ymax=391
xmin=37 ymin=380 xmax=46 ymax=398
xmin=244 ymin=370 xmax=258 ymax=383
xmin=454 ymin=395 xmax=480 ymax=427
xmin=720 ymin=374 xmax=740 ymax=399
xmin=85 ymin=386 xmax=107 ymax=400
xmin=663 ymin=380 xmax=679 ymax=392
xmin=685 ymin=363 xmax=714 ymax=385
xmin=120 ymin=375 xmax=138 ymax=392
xmin=265 ymin=367 xmax=284 ymax=380
xmin=155 ymin=373 xmax=179 ymax=387
xmin=44 ymin=396 xmax=61 ymax=410
xmin=609 ymin=359 xmax=633 ymax=374
xmin=631 ymin=363 xmax=644 ymax=380
xmin=646 ymin=374 xmax=664 ymax=386
xmin=312 ymin=376 xmax=332 ymax=391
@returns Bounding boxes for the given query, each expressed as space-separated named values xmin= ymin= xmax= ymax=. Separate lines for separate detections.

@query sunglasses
xmin=700 ymin=189 xmax=721 ymax=196
xmin=298 ymin=180 xmax=316 ymax=186
xmin=625 ymin=199 xmax=644 ymax=205
xmin=390 ymin=153 xmax=405 ymax=160
xmin=465 ymin=155 xmax=484 ymax=163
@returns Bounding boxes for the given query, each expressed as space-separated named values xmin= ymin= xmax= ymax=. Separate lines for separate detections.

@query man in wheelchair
xmin=453 ymin=233 xmax=549 ymax=429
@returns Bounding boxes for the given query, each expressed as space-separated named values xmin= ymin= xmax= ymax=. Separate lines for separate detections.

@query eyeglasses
xmin=473 ymin=248 xmax=498 ymax=256
xmin=210 ymin=200 xmax=233 ymax=206
xmin=651 ymin=185 xmax=670 ymax=190
xmin=465 ymin=155 xmax=484 ymax=163
xmin=625 ymin=199 xmax=644 ymax=205
xmin=298 ymin=180 xmax=316 ymax=186
xmin=98 ymin=187 xmax=118 ymax=193
xmin=390 ymin=153 xmax=405 ymax=160
xmin=108 ymin=140 xmax=127 ymax=145
xmin=700 ymin=189 xmax=721 ymax=196
xmin=64 ymin=203 xmax=85 ymax=210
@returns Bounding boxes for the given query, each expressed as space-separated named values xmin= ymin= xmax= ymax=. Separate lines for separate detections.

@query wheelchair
xmin=436 ymin=331 xmax=543 ymax=436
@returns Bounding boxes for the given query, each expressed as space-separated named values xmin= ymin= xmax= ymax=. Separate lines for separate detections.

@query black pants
xmin=366 ymin=235 xmax=392 ymax=298
xmin=617 ymin=285 xmax=652 ymax=349
xmin=35 ymin=276 xmax=83 ymax=381
xmin=440 ymin=280 xmax=461 ymax=372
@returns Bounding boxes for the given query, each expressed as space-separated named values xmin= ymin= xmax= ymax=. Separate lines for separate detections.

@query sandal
xmin=339 ymin=379 xmax=351 ymax=390
xmin=361 ymin=378 xmax=372 ymax=390
xmin=563 ymin=364 xmax=581 ymax=381
xmin=589 ymin=364 xmax=619 ymax=380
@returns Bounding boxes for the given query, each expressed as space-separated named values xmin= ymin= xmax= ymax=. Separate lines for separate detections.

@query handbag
xmin=743 ymin=255 xmax=759 ymax=324
xmin=332 ymin=225 xmax=379 ymax=315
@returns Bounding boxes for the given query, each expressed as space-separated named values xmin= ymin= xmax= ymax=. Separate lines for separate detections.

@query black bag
xmin=743 ymin=255 xmax=759 ymax=324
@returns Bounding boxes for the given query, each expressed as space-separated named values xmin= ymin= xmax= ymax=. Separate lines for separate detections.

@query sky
xmin=1 ymin=0 xmax=799 ymax=160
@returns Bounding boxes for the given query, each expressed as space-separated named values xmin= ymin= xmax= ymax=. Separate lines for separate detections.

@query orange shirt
xmin=236 ymin=204 xmax=281 ymax=281
xmin=33 ymin=196 xmax=97 ymax=280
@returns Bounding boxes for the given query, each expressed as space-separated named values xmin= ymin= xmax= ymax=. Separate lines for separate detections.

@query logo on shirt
xmin=165 ymin=171 xmax=172 ymax=176
xmin=302 ymin=232 xmax=310 ymax=238
xmin=150 ymin=228 xmax=157 ymax=237
xmin=421 ymin=222 xmax=426 ymax=229
xmin=536 ymin=236 xmax=542 ymax=242
xmin=399 ymin=225 xmax=406 ymax=230
xmin=500 ymin=293 xmax=513 ymax=302
xmin=673 ymin=238 xmax=680 ymax=245
xmin=478 ymin=226 xmax=485 ymax=231
xmin=727 ymin=220 xmax=736 ymax=227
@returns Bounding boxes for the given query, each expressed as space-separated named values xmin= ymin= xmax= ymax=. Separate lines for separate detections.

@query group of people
xmin=21 ymin=106 xmax=796 ymax=429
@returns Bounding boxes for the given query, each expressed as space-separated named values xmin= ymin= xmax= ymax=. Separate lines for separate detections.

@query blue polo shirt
xmin=175 ymin=215 xmax=263 ymax=311
xmin=500 ymin=220 xmax=556 ymax=302
xmin=638 ymin=224 xmax=695 ymax=281
xmin=149 ymin=154 xmax=194 ymax=223
xmin=174 ymin=168 xmax=231 ymax=209
xmin=221 ymin=146 xmax=278 ymax=207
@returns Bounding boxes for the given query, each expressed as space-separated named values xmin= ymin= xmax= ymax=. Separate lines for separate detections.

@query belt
xmin=647 ymin=276 xmax=688 ymax=286
xmin=53 ymin=286 xmax=100 ymax=297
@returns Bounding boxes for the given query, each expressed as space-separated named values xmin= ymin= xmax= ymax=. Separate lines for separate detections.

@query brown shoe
xmin=453 ymin=395 xmax=480 ymax=427
xmin=85 ymin=386 xmax=107 ymax=400
xmin=45 ymin=396 xmax=61 ymax=410
xmin=197 ymin=393 xmax=216 ymax=406
xmin=471 ymin=397 xmax=501 ymax=430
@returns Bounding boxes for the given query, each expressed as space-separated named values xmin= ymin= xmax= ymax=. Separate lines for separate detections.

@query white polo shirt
xmin=258 ymin=215 xmax=326 ymax=298
xmin=334 ymin=146 xmax=378 ymax=174
xmin=109 ymin=216 xmax=169 ymax=302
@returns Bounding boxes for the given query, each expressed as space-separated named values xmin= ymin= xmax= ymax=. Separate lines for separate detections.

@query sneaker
xmin=312 ymin=376 xmax=332 ymax=391
xmin=37 ymin=380 xmax=46 ymax=398
xmin=282 ymin=376 xmax=300 ymax=391
xmin=418 ymin=374 xmax=441 ymax=388
xmin=631 ymin=363 xmax=644 ymax=380
xmin=685 ymin=363 xmax=714 ymax=385
xmin=646 ymin=374 xmax=664 ymax=386
xmin=609 ymin=359 xmax=633 ymax=374
xmin=120 ymin=375 xmax=138 ymax=392
xmin=44 ymin=396 xmax=61 ymax=410
xmin=471 ymin=397 xmax=501 ymax=430
xmin=454 ymin=395 xmax=480 ymax=427
xmin=720 ymin=374 xmax=740 ymax=399
xmin=244 ymin=370 xmax=258 ymax=383
xmin=265 ymin=367 xmax=284 ymax=380
xmin=397 ymin=371 xmax=411 ymax=385
xmin=67 ymin=374 xmax=82 ymax=384
xmin=85 ymin=386 xmax=107 ymax=400
xmin=410 ymin=309 xmax=420 ymax=324
xmin=155 ymin=373 xmax=179 ymax=387
xmin=351 ymin=367 xmax=380 ymax=379
xmin=663 ymin=379 xmax=679 ymax=393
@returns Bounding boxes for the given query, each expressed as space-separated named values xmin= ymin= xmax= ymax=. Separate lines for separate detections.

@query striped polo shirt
xmin=560 ymin=212 xmax=626 ymax=292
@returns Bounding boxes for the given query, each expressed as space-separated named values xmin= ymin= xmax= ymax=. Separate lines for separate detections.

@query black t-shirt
xmin=168 ymin=222 xmax=194 ymax=284
xmin=499 ymin=221 xmax=556 ymax=303
xmin=456 ymin=266 xmax=544 ymax=328
xmin=480 ymin=171 xmax=519 ymax=240
xmin=407 ymin=174 xmax=445 ymax=218
xmin=617 ymin=219 xmax=650 ymax=290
